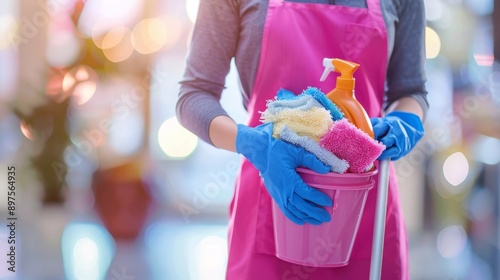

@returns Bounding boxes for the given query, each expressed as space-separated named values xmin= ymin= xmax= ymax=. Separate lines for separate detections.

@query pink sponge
xmin=319 ymin=119 xmax=385 ymax=173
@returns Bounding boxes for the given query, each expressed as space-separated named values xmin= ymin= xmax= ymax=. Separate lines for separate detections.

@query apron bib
xmin=227 ymin=0 xmax=408 ymax=278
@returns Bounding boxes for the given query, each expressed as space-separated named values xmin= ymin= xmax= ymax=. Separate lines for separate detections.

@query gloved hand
xmin=370 ymin=111 xmax=424 ymax=161
xmin=236 ymin=122 xmax=332 ymax=225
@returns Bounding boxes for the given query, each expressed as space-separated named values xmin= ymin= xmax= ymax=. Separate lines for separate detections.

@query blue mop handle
xmin=369 ymin=159 xmax=391 ymax=280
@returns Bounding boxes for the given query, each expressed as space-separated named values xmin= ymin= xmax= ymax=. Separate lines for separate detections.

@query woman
xmin=177 ymin=0 xmax=427 ymax=279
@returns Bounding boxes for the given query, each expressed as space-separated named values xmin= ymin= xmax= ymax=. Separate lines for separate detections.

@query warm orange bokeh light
xmin=131 ymin=18 xmax=168 ymax=54
xmin=73 ymin=81 xmax=98 ymax=105
xmin=63 ymin=65 xmax=99 ymax=105
xmin=20 ymin=120 xmax=35 ymax=141
xmin=101 ymin=27 xmax=134 ymax=62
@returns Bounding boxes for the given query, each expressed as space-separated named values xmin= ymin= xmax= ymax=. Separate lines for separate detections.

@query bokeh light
xmin=426 ymin=27 xmax=441 ymax=59
xmin=131 ymin=18 xmax=168 ymax=54
xmin=46 ymin=70 xmax=70 ymax=103
xmin=443 ymin=152 xmax=469 ymax=187
xmin=101 ymin=27 xmax=134 ymax=63
xmin=144 ymin=222 xmax=228 ymax=279
xmin=437 ymin=225 xmax=467 ymax=259
xmin=46 ymin=25 xmax=81 ymax=68
xmin=73 ymin=81 xmax=98 ymax=105
xmin=78 ymin=0 xmax=142 ymax=37
xmin=63 ymin=74 xmax=76 ymax=91
xmin=72 ymin=237 xmax=99 ymax=280
xmin=0 ymin=15 xmax=17 ymax=50
xmin=186 ymin=0 xmax=200 ymax=23
xmin=158 ymin=117 xmax=198 ymax=159
xmin=63 ymin=65 xmax=99 ymax=105
xmin=61 ymin=222 xmax=115 ymax=280
xmin=76 ymin=67 xmax=90 ymax=80
xmin=473 ymin=135 xmax=500 ymax=165
xmin=193 ymin=236 xmax=227 ymax=280
xmin=473 ymin=54 xmax=494 ymax=66
xmin=20 ymin=120 xmax=35 ymax=141
xmin=101 ymin=27 xmax=128 ymax=50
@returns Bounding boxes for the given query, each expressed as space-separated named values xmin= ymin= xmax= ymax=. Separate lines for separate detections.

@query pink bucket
xmin=272 ymin=167 xmax=378 ymax=267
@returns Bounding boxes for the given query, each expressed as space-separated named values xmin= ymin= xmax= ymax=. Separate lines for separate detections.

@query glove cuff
xmin=386 ymin=111 xmax=424 ymax=132
xmin=235 ymin=123 xmax=273 ymax=156
xmin=235 ymin=124 xmax=251 ymax=155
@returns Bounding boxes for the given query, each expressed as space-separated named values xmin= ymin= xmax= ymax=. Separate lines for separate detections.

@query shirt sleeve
xmin=176 ymin=0 xmax=240 ymax=145
xmin=385 ymin=0 xmax=429 ymax=119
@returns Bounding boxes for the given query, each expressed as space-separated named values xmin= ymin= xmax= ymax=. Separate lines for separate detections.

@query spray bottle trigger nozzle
xmin=320 ymin=58 xmax=334 ymax=82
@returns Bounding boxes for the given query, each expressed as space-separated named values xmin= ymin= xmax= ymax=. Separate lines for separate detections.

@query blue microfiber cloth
xmin=302 ymin=87 xmax=344 ymax=121
xmin=265 ymin=94 xmax=323 ymax=116
xmin=280 ymin=126 xmax=349 ymax=174
xmin=276 ymin=88 xmax=299 ymax=100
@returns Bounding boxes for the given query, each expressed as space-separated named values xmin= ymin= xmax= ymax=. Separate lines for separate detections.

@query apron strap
xmin=271 ymin=0 xmax=381 ymax=12
xmin=366 ymin=0 xmax=382 ymax=12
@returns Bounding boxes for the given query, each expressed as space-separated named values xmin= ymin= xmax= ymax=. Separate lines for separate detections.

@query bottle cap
xmin=320 ymin=58 xmax=359 ymax=91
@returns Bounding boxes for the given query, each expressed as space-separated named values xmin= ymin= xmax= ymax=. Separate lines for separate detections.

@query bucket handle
xmin=326 ymin=190 xmax=340 ymax=214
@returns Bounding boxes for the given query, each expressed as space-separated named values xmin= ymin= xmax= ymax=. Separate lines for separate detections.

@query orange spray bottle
xmin=320 ymin=58 xmax=374 ymax=139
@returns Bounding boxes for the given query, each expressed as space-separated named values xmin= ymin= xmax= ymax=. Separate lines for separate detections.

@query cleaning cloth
xmin=262 ymin=107 xmax=333 ymax=142
xmin=280 ymin=126 xmax=349 ymax=174
xmin=320 ymin=119 xmax=385 ymax=173
xmin=276 ymin=88 xmax=299 ymax=100
xmin=263 ymin=94 xmax=323 ymax=116
xmin=301 ymin=87 xmax=344 ymax=121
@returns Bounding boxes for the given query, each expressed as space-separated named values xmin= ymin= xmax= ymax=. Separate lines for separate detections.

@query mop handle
xmin=369 ymin=159 xmax=391 ymax=280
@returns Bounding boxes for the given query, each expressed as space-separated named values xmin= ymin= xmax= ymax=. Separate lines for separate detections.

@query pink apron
xmin=227 ymin=0 xmax=408 ymax=279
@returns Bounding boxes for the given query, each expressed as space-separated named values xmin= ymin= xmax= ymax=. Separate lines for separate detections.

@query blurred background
xmin=0 ymin=0 xmax=499 ymax=279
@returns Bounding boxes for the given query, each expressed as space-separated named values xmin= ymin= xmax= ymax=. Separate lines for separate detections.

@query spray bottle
xmin=320 ymin=58 xmax=374 ymax=139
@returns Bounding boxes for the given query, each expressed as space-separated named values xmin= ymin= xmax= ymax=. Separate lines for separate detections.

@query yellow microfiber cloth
xmin=262 ymin=107 xmax=333 ymax=142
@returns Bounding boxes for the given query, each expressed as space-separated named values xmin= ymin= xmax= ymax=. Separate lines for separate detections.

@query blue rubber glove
xmin=370 ymin=111 xmax=424 ymax=161
xmin=236 ymin=122 xmax=332 ymax=225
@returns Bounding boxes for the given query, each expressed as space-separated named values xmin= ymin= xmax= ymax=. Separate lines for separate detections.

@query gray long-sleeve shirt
xmin=177 ymin=0 xmax=428 ymax=145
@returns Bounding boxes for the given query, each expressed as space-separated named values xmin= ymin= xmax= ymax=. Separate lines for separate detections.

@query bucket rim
xmin=306 ymin=180 xmax=376 ymax=190
xmin=296 ymin=166 xmax=379 ymax=178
